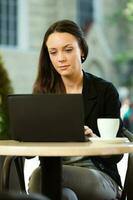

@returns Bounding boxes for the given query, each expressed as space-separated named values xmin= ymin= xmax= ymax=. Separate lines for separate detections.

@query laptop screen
xmin=7 ymin=94 xmax=85 ymax=142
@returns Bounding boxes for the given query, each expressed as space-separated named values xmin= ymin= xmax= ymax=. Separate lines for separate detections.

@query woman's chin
xmin=59 ymin=70 xmax=71 ymax=77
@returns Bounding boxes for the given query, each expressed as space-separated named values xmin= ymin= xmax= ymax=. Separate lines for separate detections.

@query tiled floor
xmin=118 ymin=153 xmax=128 ymax=186
xmin=24 ymin=157 xmax=40 ymax=192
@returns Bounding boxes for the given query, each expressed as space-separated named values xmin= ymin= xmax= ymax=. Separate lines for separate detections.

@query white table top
xmin=0 ymin=138 xmax=133 ymax=157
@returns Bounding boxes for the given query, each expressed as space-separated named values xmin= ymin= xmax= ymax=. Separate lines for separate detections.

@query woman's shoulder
xmin=84 ymin=71 xmax=113 ymax=87
xmin=83 ymin=71 xmax=118 ymax=95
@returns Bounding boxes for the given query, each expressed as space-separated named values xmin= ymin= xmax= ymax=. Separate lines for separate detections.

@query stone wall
xmin=0 ymin=49 xmax=38 ymax=93
xmin=0 ymin=0 xmax=124 ymax=93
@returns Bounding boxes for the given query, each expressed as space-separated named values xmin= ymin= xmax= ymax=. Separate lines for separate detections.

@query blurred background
xmin=0 ymin=0 xmax=133 ymax=188
xmin=0 ymin=0 xmax=133 ymax=136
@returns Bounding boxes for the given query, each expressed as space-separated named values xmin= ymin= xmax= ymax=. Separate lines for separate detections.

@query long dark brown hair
xmin=33 ymin=19 xmax=88 ymax=94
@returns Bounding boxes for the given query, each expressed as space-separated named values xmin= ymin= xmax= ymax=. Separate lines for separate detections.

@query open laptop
xmin=7 ymin=94 xmax=85 ymax=142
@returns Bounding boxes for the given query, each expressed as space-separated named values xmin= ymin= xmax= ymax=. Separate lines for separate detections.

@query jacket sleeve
xmin=99 ymin=82 xmax=123 ymax=163
xmin=104 ymin=82 xmax=123 ymax=136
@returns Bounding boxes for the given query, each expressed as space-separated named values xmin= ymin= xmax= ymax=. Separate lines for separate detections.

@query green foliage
xmin=107 ymin=0 xmax=133 ymax=82
xmin=0 ymin=54 xmax=13 ymax=138
xmin=114 ymin=51 xmax=133 ymax=65
xmin=106 ymin=0 xmax=133 ymax=28
xmin=124 ymin=0 xmax=133 ymax=21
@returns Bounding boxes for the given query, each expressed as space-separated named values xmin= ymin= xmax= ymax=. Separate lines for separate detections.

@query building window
xmin=77 ymin=0 xmax=94 ymax=34
xmin=0 ymin=0 xmax=18 ymax=46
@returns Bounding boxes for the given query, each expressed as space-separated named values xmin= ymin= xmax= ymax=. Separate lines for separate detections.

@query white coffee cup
xmin=97 ymin=118 xmax=120 ymax=139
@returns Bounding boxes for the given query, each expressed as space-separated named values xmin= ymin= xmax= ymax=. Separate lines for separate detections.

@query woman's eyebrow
xmin=48 ymin=48 xmax=56 ymax=51
xmin=48 ymin=44 xmax=73 ymax=50
xmin=64 ymin=44 xmax=73 ymax=48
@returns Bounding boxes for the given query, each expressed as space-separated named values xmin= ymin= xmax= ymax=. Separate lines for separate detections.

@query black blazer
xmin=82 ymin=71 xmax=123 ymax=187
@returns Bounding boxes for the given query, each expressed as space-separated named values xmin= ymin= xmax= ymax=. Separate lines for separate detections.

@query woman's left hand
xmin=84 ymin=126 xmax=98 ymax=138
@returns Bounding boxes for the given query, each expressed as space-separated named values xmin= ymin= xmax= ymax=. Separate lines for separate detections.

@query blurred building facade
xmin=0 ymin=0 xmax=132 ymax=94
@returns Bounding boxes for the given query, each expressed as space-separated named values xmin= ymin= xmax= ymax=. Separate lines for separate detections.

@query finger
xmin=84 ymin=126 xmax=93 ymax=136
xmin=84 ymin=126 xmax=98 ymax=137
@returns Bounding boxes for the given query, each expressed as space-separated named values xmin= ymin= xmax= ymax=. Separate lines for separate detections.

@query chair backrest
xmin=0 ymin=156 xmax=26 ymax=192
xmin=0 ymin=192 xmax=50 ymax=200
xmin=121 ymin=153 xmax=133 ymax=200
xmin=122 ymin=127 xmax=133 ymax=142
xmin=120 ymin=128 xmax=133 ymax=200
xmin=127 ymin=153 xmax=133 ymax=200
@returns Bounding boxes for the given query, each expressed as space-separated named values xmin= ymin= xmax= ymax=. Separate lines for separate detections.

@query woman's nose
xmin=57 ymin=52 xmax=65 ymax=62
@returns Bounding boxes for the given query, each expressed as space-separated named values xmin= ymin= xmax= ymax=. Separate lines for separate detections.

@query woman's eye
xmin=65 ymin=48 xmax=72 ymax=52
xmin=49 ymin=51 xmax=56 ymax=55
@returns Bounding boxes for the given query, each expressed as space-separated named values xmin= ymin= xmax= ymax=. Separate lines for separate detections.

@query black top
xmin=77 ymin=71 xmax=123 ymax=187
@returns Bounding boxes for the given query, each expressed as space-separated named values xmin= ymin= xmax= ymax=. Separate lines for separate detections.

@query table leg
xmin=39 ymin=157 xmax=62 ymax=200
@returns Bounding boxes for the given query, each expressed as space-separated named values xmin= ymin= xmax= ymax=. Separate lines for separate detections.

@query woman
xmin=29 ymin=19 xmax=123 ymax=200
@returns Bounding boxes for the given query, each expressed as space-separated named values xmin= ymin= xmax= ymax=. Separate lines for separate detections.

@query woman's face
xmin=46 ymin=32 xmax=83 ymax=77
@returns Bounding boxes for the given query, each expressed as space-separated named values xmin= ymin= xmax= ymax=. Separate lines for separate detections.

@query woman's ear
xmin=81 ymin=55 xmax=85 ymax=63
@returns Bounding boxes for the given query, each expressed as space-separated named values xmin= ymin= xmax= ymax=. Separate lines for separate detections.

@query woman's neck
xmin=62 ymin=71 xmax=83 ymax=94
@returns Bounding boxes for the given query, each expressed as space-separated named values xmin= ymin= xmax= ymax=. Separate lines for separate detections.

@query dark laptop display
xmin=7 ymin=94 xmax=85 ymax=142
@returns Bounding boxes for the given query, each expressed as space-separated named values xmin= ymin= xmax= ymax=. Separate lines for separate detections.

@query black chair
xmin=0 ymin=191 xmax=50 ymax=200
xmin=120 ymin=128 xmax=133 ymax=200
xmin=0 ymin=156 xmax=26 ymax=192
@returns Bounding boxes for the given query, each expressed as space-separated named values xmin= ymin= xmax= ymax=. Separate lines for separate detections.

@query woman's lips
xmin=59 ymin=65 xmax=70 ymax=70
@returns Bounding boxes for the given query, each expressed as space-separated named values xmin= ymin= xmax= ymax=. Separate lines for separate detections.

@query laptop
xmin=7 ymin=94 xmax=85 ymax=142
